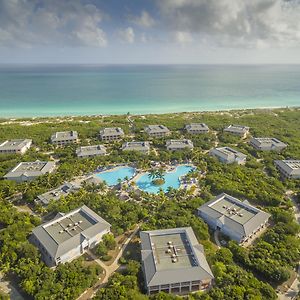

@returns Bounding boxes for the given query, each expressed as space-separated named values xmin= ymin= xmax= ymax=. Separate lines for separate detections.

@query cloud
xmin=129 ymin=10 xmax=156 ymax=27
xmin=156 ymin=0 xmax=300 ymax=48
xmin=118 ymin=27 xmax=135 ymax=43
xmin=173 ymin=31 xmax=193 ymax=44
xmin=0 ymin=0 xmax=107 ymax=48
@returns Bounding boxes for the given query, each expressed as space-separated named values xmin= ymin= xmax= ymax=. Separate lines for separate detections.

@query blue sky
xmin=0 ymin=0 xmax=300 ymax=64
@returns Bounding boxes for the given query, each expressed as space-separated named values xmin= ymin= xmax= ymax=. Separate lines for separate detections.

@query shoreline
xmin=0 ymin=105 xmax=299 ymax=121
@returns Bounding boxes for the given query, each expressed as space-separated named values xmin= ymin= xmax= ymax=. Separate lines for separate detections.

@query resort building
xmin=51 ymin=131 xmax=78 ymax=146
xmin=30 ymin=205 xmax=111 ymax=267
xmin=140 ymin=227 xmax=214 ymax=295
xmin=274 ymin=160 xmax=300 ymax=179
xmin=224 ymin=125 xmax=250 ymax=138
xmin=121 ymin=141 xmax=150 ymax=154
xmin=185 ymin=123 xmax=209 ymax=134
xmin=198 ymin=193 xmax=270 ymax=244
xmin=76 ymin=145 xmax=107 ymax=158
xmin=166 ymin=139 xmax=194 ymax=151
xmin=99 ymin=127 xmax=124 ymax=141
xmin=3 ymin=160 xmax=55 ymax=183
xmin=36 ymin=182 xmax=81 ymax=206
xmin=0 ymin=139 xmax=32 ymax=155
xmin=210 ymin=147 xmax=247 ymax=164
xmin=250 ymin=137 xmax=287 ymax=151
xmin=144 ymin=125 xmax=170 ymax=138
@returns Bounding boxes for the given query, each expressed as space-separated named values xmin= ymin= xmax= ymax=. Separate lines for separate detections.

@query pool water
xmin=136 ymin=165 xmax=195 ymax=194
xmin=95 ymin=166 xmax=136 ymax=186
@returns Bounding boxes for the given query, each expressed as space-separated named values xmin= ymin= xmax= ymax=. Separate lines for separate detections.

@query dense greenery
xmin=0 ymin=108 xmax=300 ymax=299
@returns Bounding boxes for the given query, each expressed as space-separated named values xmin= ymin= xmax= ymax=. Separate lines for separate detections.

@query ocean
xmin=0 ymin=64 xmax=299 ymax=117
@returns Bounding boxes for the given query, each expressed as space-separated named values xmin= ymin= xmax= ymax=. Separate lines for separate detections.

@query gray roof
xmin=250 ymin=137 xmax=287 ymax=150
xmin=210 ymin=147 xmax=246 ymax=161
xmin=140 ymin=227 xmax=214 ymax=287
xmin=36 ymin=182 xmax=81 ymax=205
xmin=144 ymin=125 xmax=170 ymax=134
xmin=32 ymin=205 xmax=111 ymax=259
xmin=99 ymin=127 xmax=124 ymax=137
xmin=185 ymin=123 xmax=209 ymax=131
xmin=274 ymin=160 xmax=300 ymax=176
xmin=224 ymin=125 xmax=250 ymax=134
xmin=0 ymin=139 xmax=32 ymax=151
xmin=76 ymin=145 xmax=106 ymax=157
xmin=4 ymin=160 xmax=55 ymax=179
xmin=198 ymin=193 xmax=270 ymax=237
xmin=166 ymin=139 xmax=194 ymax=150
xmin=51 ymin=131 xmax=78 ymax=142
xmin=121 ymin=141 xmax=150 ymax=152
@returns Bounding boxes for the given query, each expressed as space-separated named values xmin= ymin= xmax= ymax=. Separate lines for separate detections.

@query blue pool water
xmin=136 ymin=165 xmax=195 ymax=194
xmin=95 ymin=166 xmax=136 ymax=186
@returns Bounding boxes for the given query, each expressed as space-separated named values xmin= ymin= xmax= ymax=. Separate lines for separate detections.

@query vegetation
xmin=0 ymin=108 xmax=300 ymax=299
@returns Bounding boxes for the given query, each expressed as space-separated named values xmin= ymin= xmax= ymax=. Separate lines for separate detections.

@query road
xmin=77 ymin=225 xmax=140 ymax=300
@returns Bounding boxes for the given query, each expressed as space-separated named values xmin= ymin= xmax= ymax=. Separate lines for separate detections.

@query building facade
xmin=0 ymin=139 xmax=32 ymax=155
xmin=76 ymin=145 xmax=107 ymax=158
xmin=144 ymin=125 xmax=170 ymax=138
xmin=250 ymin=137 xmax=287 ymax=151
xmin=210 ymin=147 xmax=247 ymax=164
xmin=166 ymin=139 xmax=194 ymax=151
xmin=185 ymin=123 xmax=209 ymax=134
xmin=121 ymin=141 xmax=150 ymax=154
xmin=31 ymin=205 xmax=111 ymax=266
xmin=224 ymin=125 xmax=250 ymax=138
xmin=51 ymin=131 xmax=78 ymax=146
xmin=99 ymin=127 xmax=124 ymax=141
xmin=274 ymin=160 xmax=300 ymax=179
xmin=198 ymin=193 xmax=270 ymax=244
xmin=4 ymin=160 xmax=56 ymax=182
xmin=140 ymin=227 xmax=214 ymax=295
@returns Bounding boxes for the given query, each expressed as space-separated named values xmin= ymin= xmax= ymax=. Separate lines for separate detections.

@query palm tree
xmin=148 ymin=169 xmax=157 ymax=180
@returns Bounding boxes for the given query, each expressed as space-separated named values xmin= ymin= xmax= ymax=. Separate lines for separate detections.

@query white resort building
xmin=185 ymin=123 xmax=209 ymax=134
xmin=76 ymin=145 xmax=107 ymax=158
xmin=121 ymin=141 xmax=150 ymax=154
xmin=224 ymin=125 xmax=250 ymax=138
xmin=198 ymin=193 xmax=270 ymax=244
xmin=0 ymin=139 xmax=32 ymax=155
xmin=51 ymin=131 xmax=78 ymax=146
xmin=274 ymin=160 xmax=300 ymax=179
xmin=166 ymin=139 xmax=194 ymax=151
xmin=250 ymin=138 xmax=287 ymax=151
xmin=30 ymin=205 xmax=111 ymax=267
xmin=99 ymin=127 xmax=124 ymax=141
xmin=140 ymin=227 xmax=214 ymax=295
xmin=144 ymin=125 xmax=170 ymax=138
xmin=210 ymin=147 xmax=247 ymax=164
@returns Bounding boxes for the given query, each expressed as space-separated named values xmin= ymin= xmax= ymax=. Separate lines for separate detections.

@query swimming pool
xmin=136 ymin=165 xmax=195 ymax=194
xmin=95 ymin=166 xmax=136 ymax=186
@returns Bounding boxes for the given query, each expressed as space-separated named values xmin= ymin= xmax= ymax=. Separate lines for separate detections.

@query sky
xmin=0 ymin=0 xmax=300 ymax=64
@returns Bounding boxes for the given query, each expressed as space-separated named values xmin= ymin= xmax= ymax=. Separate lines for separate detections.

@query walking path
xmin=77 ymin=224 xmax=140 ymax=300
xmin=278 ymin=192 xmax=299 ymax=300
xmin=214 ymin=230 xmax=221 ymax=249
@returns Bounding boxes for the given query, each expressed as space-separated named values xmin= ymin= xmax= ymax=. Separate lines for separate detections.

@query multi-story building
xmin=51 ymin=131 xmax=78 ymax=146
xmin=140 ymin=227 xmax=214 ymax=295
xmin=166 ymin=139 xmax=194 ymax=151
xmin=36 ymin=182 xmax=81 ymax=206
xmin=30 ymin=205 xmax=111 ymax=266
xmin=185 ymin=123 xmax=209 ymax=134
xmin=224 ymin=125 xmax=250 ymax=138
xmin=210 ymin=147 xmax=247 ymax=164
xmin=121 ymin=141 xmax=150 ymax=154
xmin=274 ymin=160 xmax=300 ymax=179
xmin=144 ymin=125 xmax=170 ymax=138
xmin=0 ymin=139 xmax=32 ymax=155
xmin=3 ymin=160 xmax=56 ymax=182
xmin=76 ymin=145 xmax=106 ymax=158
xmin=198 ymin=193 xmax=270 ymax=244
xmin=250 ymin=137 xmax=287 ymax=151
xmin=99 ymin=127 xmax=124 ymax=141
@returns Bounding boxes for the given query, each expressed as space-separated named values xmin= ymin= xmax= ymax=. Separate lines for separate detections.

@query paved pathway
xmin=278 ymin=193 xmax=300 ymax=300
xmin=213 ymin=230 xmax=221 ymax=249
xmin=0 ymin=273 xmax=24 ymax=300
xmin=77 ymin=225 xmax=140 ymax=300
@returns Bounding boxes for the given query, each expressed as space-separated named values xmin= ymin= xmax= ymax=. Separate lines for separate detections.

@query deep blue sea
xmin=0 ymin=64 xmax=299 ymax=117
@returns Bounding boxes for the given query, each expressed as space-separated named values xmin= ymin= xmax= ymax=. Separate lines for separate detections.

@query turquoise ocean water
xmin=0 ymin=65 xmax=299 ymax=117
